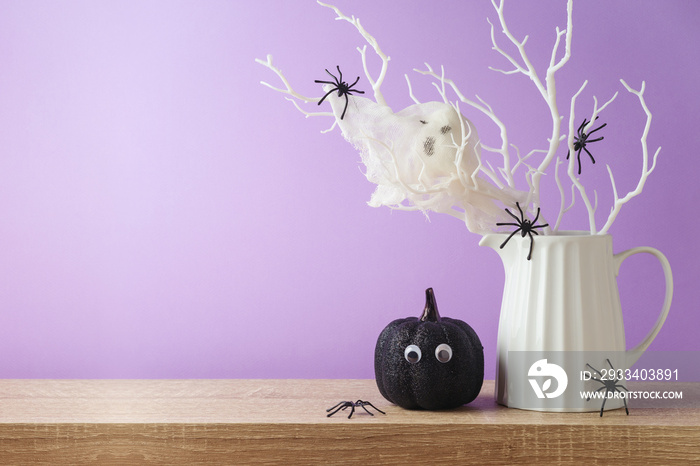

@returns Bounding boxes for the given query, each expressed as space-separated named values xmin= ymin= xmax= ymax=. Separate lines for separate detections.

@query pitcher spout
xmin=479 ymin=232 xmax=517 ymax=267
xmin=478 ymin=233 xmax=502 ymax=252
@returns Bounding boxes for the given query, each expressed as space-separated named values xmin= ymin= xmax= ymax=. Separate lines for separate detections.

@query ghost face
xmin=408 ymin=103 xmax=480 ymax=180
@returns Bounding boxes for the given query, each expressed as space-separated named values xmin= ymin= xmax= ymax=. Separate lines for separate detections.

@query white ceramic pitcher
xmin=479 ymin=231 xmax=673 ymax=412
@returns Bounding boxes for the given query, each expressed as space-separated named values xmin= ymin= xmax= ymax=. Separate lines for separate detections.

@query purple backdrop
xmin=0 ymin=0 xmax=696 ymax=379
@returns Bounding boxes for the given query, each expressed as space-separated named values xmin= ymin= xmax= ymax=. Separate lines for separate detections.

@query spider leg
xmin=515 ymin=202 xmax=526 ymax=222
xmin=360 ymin=401 xmax=386 ymax=415
xmin=586 ymin=122 xmax=607 ymax=135
xmin=499 ymin=227 xmax=522 ymax=249
xmin=344 ymin=75 xmax=365 ymax=96
xmin=340 ymin=92 xmax=349 ymax=120
xmin=347 ymin=404 xmax=355 ymax=419
xmin=575 ymin=120 xmax=587 ymax=141
xmin=622 ymin=395 xmax=629 ymax=415
xmin=531 ymin=207 xmax=541 ymax=224
xmin=335 ymin=65 xmax=343 ymax=84
xmin=576 ymin=148 xmax=584 ymax=175
xmin=600 ymin=394 xmax=607 ymax=417
xmin=314 ymin=79 xmax=336 ymax=85
xmin=317 ymin=86 xmax=339 ymax=106
xmin=325 ymin=68 xmax=340 ymax=85
xmin=583 ymin=146 xmax=596 ymax=164
xmin=567 ymin=135 xmax=582 ymax=160
xmin=586 ymin=136 xmax=604 ymax=143
xmin=326 ymin=402 xmax=350 ymax=417
xmin=503 ymin=208 xmax=521 ymax=223
xmin=589 ymin=378 xmax=604 ymax=389
xmin=527 ymin=231 xmax=535 ymax=260
xmin=326 ymin=401 xmax=346 ymax=412
xmin=586 ymin=364 xmax=603 ymax=378
xmin=578 ymin=118 xmax=589 ymax=134
xmin=358 ymin=404 xmax=375 ymax=416
xmin=495 ymin=222 xmax=520 ymax=228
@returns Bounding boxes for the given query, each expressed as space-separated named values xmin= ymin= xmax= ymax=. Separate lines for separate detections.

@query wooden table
xmin=0 ymin=379 xmax=698 ymax=464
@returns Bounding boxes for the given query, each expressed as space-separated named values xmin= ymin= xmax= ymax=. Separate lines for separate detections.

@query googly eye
xmin=435 ymin=343 xmax=453 ymax=363
xmin=404 ymin=345 xmax=422 ymax=364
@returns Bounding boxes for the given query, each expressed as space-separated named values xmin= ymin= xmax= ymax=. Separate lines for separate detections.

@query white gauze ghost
xmin=324 ymin=88 xmax=525 ymax=233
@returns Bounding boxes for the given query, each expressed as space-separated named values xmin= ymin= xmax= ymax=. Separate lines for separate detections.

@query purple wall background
xmin=0 ymin=0 xmax=697 ymax=379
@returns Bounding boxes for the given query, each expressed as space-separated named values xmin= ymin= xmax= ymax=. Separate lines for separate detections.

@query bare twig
xmin=553 ymin=158 xmax=576 ymax=231
xmin=598 ymin=80 xmax=661 ymax=234
xmin=257 ymin=1 xmax=661 ymax=237
xmin=559 ymin=87 xmax=619 ymax=231
xmin=318 ymin=1 xmax=390 ymax=106
xmin=255 ymin=55 xmax=336 ymax=132
xmin=566 ymin=80 xmax=598 ymax=233
xmin=487 ymin=0 xmax=574 ymax=210
xmin=255 ymin=54 xmax=320 ymax=103
xmin=404 ymin=74 xmax=421 ymax=104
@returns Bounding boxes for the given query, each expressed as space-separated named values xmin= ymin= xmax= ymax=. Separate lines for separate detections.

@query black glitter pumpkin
xmin=374 ymin=288 xmax=484 ymax=410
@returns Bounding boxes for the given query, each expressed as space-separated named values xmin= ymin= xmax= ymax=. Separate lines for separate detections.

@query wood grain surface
xmin=0 ymin=379 xmax=698 ymax=464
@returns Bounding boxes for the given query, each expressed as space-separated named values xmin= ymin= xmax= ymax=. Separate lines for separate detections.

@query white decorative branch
xmin=286 ymin=98 xmax=338 ymax=134
xmin=317 ymin=1 xmax=390 ymax=107
xmin=562 ymin=83 xmax=619 ymax=232
xmin=487 ymin=0 xmax=574 ymax=210
xmin=404 ymin=75 xmax=421 ymax=104
xmin=566 ymin=80 xmax=598 ymax=233
xmin=254 ymin=54 xmax=337 ymax=133
xmin=598 ymin=80 xmax=661 ymax=235
xmin=256 ymin=1 xmax=662 ymax=237
xmin=586 ymin=92 xmax=619 ymax=131
xmin=553 ymin=158 xmax=576 ymax=231
xmin=510 ymin=146 xmax=547 ymax=178
xmin=255 ymin=54 xmax=319 ymax=103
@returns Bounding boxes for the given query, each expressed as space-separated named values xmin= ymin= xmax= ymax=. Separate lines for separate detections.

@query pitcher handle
xmin=614 ymin=247 xmax=673 ymax=365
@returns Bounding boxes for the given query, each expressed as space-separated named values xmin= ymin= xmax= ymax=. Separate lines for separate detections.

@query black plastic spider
xmin=315 ymin=66 xmax=365 ymax=120
xmin=496 ymin=202 xmax=549 ymax=261
xmin=567 ymin=117 xmax=607 ymax=175
xmin=326 ymin=399 xmax=386 ymax=419
xmin=585 ymin=359 xmax=629 ymax=417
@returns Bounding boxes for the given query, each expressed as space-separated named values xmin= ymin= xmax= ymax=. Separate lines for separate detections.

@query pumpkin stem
xmin=420 ymin=288 xmax=441 ymax=322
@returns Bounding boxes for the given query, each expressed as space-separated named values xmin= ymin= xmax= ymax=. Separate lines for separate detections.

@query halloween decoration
xmin=256 ymin=1 xmax=671 ymax=413
xmin=496 ymin=202 xmax=549 ymax=261
xmin=326 ymin=400 xmax=386 ymax=419
xmin=585 ymin=359 xmax=630 ymax=417
xmin=315 ymin=66 xmax=365 ymax=120
xmin=330 ymin=97 xmax=525 ymax=233
xmin=256 ymin=0 xmax=662 ymax=235
xmin=374 ymin=288 xmax=484 ymax=410
xmin=566 ymin=117 xmax=607 ymax=175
